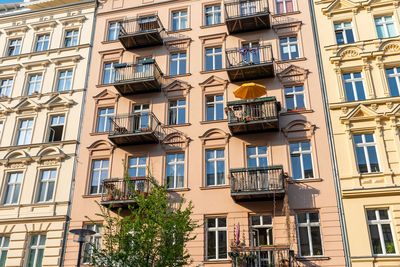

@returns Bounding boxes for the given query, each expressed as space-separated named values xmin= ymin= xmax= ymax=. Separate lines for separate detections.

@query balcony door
xmin=242 ymin=42 xmax=260 ymax=65
xmin=240 ymin=0 xmax=257 ymax=16
xmin=132 ymin=104 xmax=150 ymax=132
xmin=251 ymin=215 xmax=273 ymax=267
xmin=136 ymin=57 xmax=153 ymax=79
xmin=247 ymin=146 xmax=269 ymax=191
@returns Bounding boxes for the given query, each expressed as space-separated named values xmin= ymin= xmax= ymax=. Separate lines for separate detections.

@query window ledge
xmin=289 ymin=178 xmax=323 ymax=184
xmin=359 ymin=172 xmax=384 ymax=178
xmin=89 ymin=132 xmax=110 ymax=136
xmin=200 ymin=185 xmax=230 ymax=190
xmin=272 ymin=11 xmax=301 ymax=17
xmin=200 ymin=119 xmax=227 ymax=124
xmin=204 ymin=260 xmax=231 ymax=264
xmin=164 ymin=123 xmax=191 ymax=128
xmin=0 ymin=89 xmax=84 ymax=102
xmin=200 ymin=23 xmax=225 ymax=29
xmin=200 ymin=69 xmax=225 ymax=74
xmin=165 ymin=73 xmax=192 ymax=79
xmin=167 ymin=188 xmax=190 ymax=192
xmin=96 ymin=84 xmax=113 ymax=88
xmin=167 ymin=28 xmax=192 ymax=34
xmin=82 ymin=194 xmax=101 ymax=199
xmin=275 ymin=57 xmax=306 ymax=64
xmin=280 ymin=109 xmax=314 ymax=116
xmin=101 ymin=40 xmax=120 ymax=44
xmin=296 ymin=256 xmax=330 ymax=261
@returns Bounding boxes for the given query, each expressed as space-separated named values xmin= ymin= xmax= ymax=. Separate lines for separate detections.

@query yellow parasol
xmin=233 ymin=83 xmax=266 ymax=100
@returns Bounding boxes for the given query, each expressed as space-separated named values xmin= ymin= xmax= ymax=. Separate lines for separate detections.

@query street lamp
xmin=69 ymin=228 xmax=96 ymax=267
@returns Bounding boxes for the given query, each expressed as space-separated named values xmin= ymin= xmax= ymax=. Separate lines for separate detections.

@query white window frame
xmin=2 ymin=172 xmax=23 ymax=205
xmin=166 ymin=153 xmax=185 ymax=189
xmin=284 ymin=85 xmax=305 ymax=110
xmin=247 ymin=146 xmax=268 ymax=167
xmin=48 ymin=115 xmax=65 ymax=142
xmin=205 ymin=4 xmax=221 ymax=26
xmin=205 ymin=47 xmax=223 ymax=71
xmin=386 ymin=67 xmax=400 ymax=96
xmin=64 ymin=29 xmax=79 ymax=47
xmin=375 ymin=15 xmax=397 ymax=38
xmin=26 ymin=74 xmax=42 ymax=95
xmin=37 ymin=169 xmax=56 ymax=203
xmin=82 ymin=224 xmax=102 ymax=264
xmin=26 ymin=234 xmax=46 ymax=267
xmin=206 ymin=149 xmax=225 ymax=186
xmin=16 ymin=119 xmax=34 ymax=145
xmin=0 ymin=236 xmax=10 ymax=265
xmin=296 ymin=212 xmax=324 ymax=257
xmin=168 ymin=99 xmax=186 ymax=125
xmin=0 ymin=78 xmax=13 ymax=97
xmin=35 ymin=34 xmax=50 ymax=52
xmin=367 ymin=209 xmax=397 ymax=256
xmin=206 ymin=94 xmax=224 ymax=121
xmin=171 ymin=10 xmax=188 ymax=31
xmin=57 ymin=70 xmax=73 ymax=91
xmin=353 ymin=134 xmax=380 ymax=174
xmin=7 ymin=39 xmax=21 ymax=56
xmin=343 ymin=72 xmax=365 ymax=101
xmin=96 ymin=107 xmax=114 ymax=133
xmin=334 ymin=21 xmax=355 ymax=44
xmin=107 ymin=21 xmax=120 ymax=41
xmin=206 ymin=217 xmax=227 ymax=260
xmin=290 ymin=142 xmax=314 ymax=180
xmin=102 ymin=62 xmax=116 ymax=84
xmin=128 ymin=156 xmax=147 ymax=177
xmin=280 ymin=36 xmax=299 ymax=60
xmin=169 ymin=52 xmax=187 ymax=75
xmin=275 ymin=0 xmax=295 ymax=14
xmin=90 ymin=159 xmax=109 ymax=195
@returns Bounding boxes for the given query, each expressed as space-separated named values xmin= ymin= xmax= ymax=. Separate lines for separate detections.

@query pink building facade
xmin=63 ymin=0 xmax=347 ymax=266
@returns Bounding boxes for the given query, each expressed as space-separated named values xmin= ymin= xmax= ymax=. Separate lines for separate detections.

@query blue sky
xmin=0 ymin=0 xmax=23 ymax=3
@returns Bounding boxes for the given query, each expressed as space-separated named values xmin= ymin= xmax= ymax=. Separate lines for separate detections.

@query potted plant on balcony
xmin=140 ymin=127 xmax=152 ymax=132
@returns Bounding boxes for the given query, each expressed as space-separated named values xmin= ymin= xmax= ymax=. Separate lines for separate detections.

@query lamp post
xmin=69 ymin=228 xmax=96 ymax=267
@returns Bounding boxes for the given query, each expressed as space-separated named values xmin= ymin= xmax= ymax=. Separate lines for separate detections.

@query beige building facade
xmin=0 ymin=0 xmax=95 ymax=266
xmin=64 ymin=0 xmax=347 ymax=266
xmin=311 ymin=0 xmax=400 ymax=266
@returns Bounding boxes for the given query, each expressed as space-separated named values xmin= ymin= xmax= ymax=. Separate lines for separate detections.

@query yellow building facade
xmin=311 ymin=0 xmax=400 ymax=266
xmin=0 ymin=0 xmax=94 ymax=266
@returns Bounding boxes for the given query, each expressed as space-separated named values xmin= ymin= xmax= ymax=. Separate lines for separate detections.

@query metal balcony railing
xmin=225 ymin=0 xmax=269 ymax=20
xmin=119 ymin=16 xmax=164 ymax=48
xmin=226 ymin=44 xmax=273 ymax=69
xmin=230 ymin=166 xmax=284 ymax=195
xmin=101 ymin=177 xmax=151 ymax=206
xmin=230 ymin=245 xmax=293 ymax=267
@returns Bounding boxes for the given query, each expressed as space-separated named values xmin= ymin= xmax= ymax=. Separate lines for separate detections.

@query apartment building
xmin=64 ymin=0 xmax=346 ymax=266
xmin=0 ymin=0 xmax=95 ymax=266
xmin=311 ymin=0 xmax=400 ymax=266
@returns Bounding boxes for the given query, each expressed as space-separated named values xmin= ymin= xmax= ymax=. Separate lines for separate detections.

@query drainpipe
xmin=59 ymin=0 xmax=98 ymax=266
xmin=307 ymin=1 xmax=351 ymax=266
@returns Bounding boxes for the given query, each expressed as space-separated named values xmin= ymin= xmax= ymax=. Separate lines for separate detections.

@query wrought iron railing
xmin=114 ymin=60 xmax=163 ymax=84
xmin=227 ymin=97 xmax=280 ymax=124
xmin=108 ymin=112 xmax=161 ymax=136
xmin=101 ymin=177 xmax=151 ymax=203
xmin=119 ymin=15 xmax=164 ymax=36
xmin=224 ymin=0 xmax=269 ymax=20
xmin=226 ymin=44 xmax=273 ymax=69
xmin=230 ymin=166 xmax=284 ymax=194
xmin=230 ymin=245 xmax=293 ymax=267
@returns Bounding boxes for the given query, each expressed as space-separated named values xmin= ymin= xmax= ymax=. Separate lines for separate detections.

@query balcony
xmin=101 ymin=177 xmax=151 ymax=208
xmin=227 ymin=97 xmax=280 ymax=134
xmin=230 ymin=166 xmax=285 ymax=201
xmin=224 ymin=0 xmax=270 ymax=34
xmin=230 ymin=245 xmax=294 ymax=267
xmin=108 ymin=112 xmax=162 ymax=146
xmin=113 ymin=60 xmax=163 ymax=95
xmin=119 ymin=16 xmax=164 ymax=49
xmin=226 ymin=44 xmax=274 ymax=82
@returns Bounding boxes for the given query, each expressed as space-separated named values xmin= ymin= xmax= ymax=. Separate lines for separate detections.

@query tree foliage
xmin=86 ymin=177 xmax=198 ymax=267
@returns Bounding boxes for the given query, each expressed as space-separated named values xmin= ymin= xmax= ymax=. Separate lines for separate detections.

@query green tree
xmin=86 ymin=176 xmax=198 ymax=267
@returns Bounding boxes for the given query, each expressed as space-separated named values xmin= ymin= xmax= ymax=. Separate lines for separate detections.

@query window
xmin=136 ymin=57 xmax=153 ymax=74
xmin=16 ymin=119 xmax=33 ymax=145
xmin=290 ymin=142 xmax=314 ymax=180
xmin=35 ymin=34 xmax=50 ymax=52
xmin=48 ymin=115 xmax=65 ymax=142
xmin=56 ymin=70 xmax=73 ymax=91
xmin=285 ymin=85 xmax=305 ymax=110
xmin=280 ymin=36 xmax=299 ymax=61
xmin=0 ymin=78 xmax=12 ymax=98
xmin=133 ymin=104 xmax=150 ymax=131
xmin=96 ymin=107 xmax=114 ymax=133
xmin=7 ymin=39 xmax=21 ymax=56
xmin=2 ymin=173 xmax=22 ymax=205
xmin=37 ymin=169 xmax=56 ymax=203
xmin=205 ymin=47 xmax=222 ymax=71
xmin=0 ymin=236 xmax=10 ymax=267
xmin=107 ymin=21 xmax=120 ymax=41
xmin=375 ymin=16 xmax=397 ymax=38
xmin=250 ymin=215 xmax=273 ymax=246
xmin=26 ymin=74 xmax=42 ymax=95
xmin=276 ymin=0 xmax=294 ymax=14
xmin=247 ymin=146 xmax=268 ymax=167
xmin=169 ymin=52 xmax=187 ymax=76
xmin=26 ymin=235 xmax=46 ymax=267
xmin=206 ymin=95 xmax=224 ymax=121
xmin=64 ymin=29 xmax=79 ymax=47
xmin=166 ymin=153 xmax=184 ymax=189
xmin=90 ymin=159 xmax=109 ymax=195
xmin=242 ymin=42 xmax=260 ymax=64
xmin=139 ymin=16 xmax=157 ymax=32
xmin=102 ymin=62 xmax=116 ymax=84
xmin=172 ymin=10 xmax=188 ymax=31
xmin=367 ymin=209 xmax=396 ymax=255
xmin=205 ymin=5 xmax=221 ymax=26
xmin=82 ymin=224 xmax=102 ymax=264
xmin=206 ymin=217 xmax=227 ymax=260
xmin=206 ymin=149 xmax=225 ymax=186
xmin=334 ymin=22 xmax=355 ymax=45
xmin=240 ymin=0 xmax=257 ymax=16
xmin=386 ymin=67 xmax=400 ymax=97
xmin=168 ymin=99 xmax=186 ymax=125
xmin=296 ymin=212 xmax=323 ymax=257
xmin=343 ymin=72 xmax=366 ymax=101
xmin=354 ymin=134 xmax=380 ymax=174
xmin=128 ymin=157 xmax=146 ymax=177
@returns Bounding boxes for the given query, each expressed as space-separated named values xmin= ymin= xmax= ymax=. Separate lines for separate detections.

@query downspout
xmin=307 ymin=1 xmax=351 ymax=266
xmin=59 ymin=0 xmax=98 ymax=266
